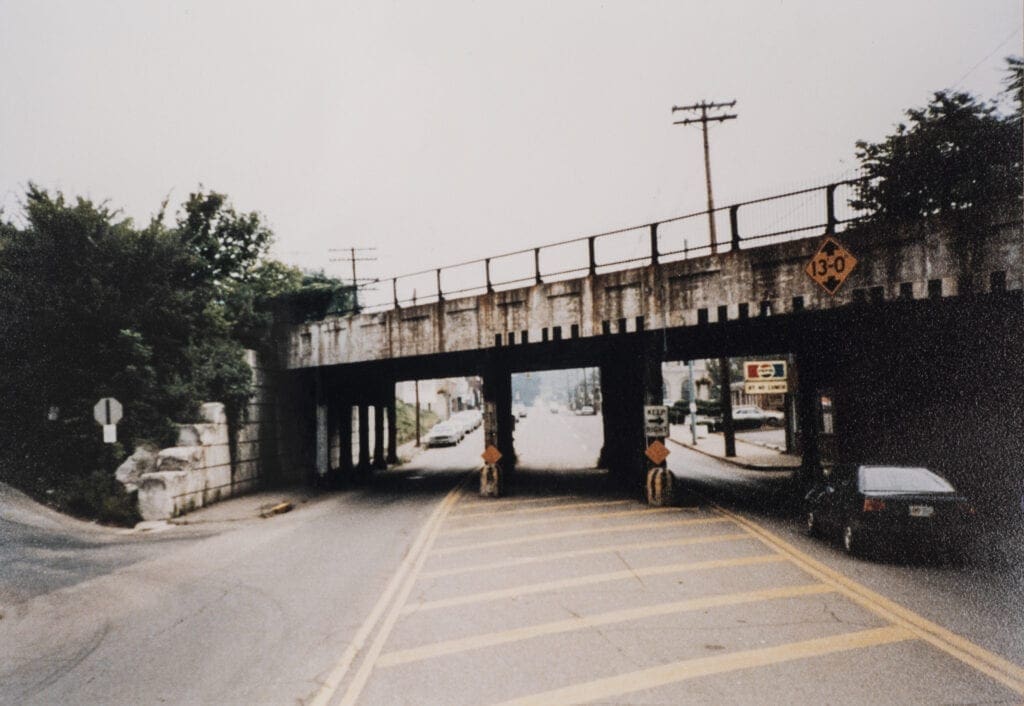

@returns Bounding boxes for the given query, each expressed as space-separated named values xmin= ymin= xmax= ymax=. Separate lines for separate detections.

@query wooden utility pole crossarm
xmin=671 ymin=100 xmax=738 ymax=255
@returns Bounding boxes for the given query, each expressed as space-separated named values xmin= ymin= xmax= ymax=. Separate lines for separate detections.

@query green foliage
xmin=55 ymin=469 xmax=142 ymax=525
xmin=0 ymin=185 xmax=304 ymax=522
xmin=270 ymin=271 xmax=358 ymax=323
xmin=394 ymin=399 xmax=439 ymax=447
xmin=851 ymin=87 xmax=1022 ymax=223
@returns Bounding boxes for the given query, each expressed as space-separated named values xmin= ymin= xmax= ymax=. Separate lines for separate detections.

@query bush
xmin=54 ymin=469 xmax=141 ymax=526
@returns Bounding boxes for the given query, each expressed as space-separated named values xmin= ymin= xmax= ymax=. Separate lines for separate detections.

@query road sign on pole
xmin=644 ymin=405 xmax=669 ymax=437
xmin=93 ymin=397 xmax=123 ymax=426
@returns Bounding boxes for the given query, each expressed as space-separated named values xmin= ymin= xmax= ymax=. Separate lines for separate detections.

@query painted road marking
xmin=433 ymin=516 xmax=731 ymax=556
xmin=453 ymin=494 xmax=576 ymax=512
xmin=379 ymin=583 xmax=834 ymax=667
xmin=715 ymin=506 xmax=1024 ymax=696
xmin=492 ymin=626 xmax=913 ymax=706
xmin=421 ymin=532 xmax=753 ymax=579
xmin=449 ymin=499 xmax=630 ymax=522
xmin=441 ymin=506 xmax=678 ymax=536
xmin=307 ymin=478 xmax=466 ymax=706
xmin=401 ymin=554 xmax=786 ymax=615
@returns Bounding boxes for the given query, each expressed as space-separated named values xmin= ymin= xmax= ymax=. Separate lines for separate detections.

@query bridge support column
xmin=357 ymin=403 xmax=371 ymax=479
xmin=480 ymin=362 xmax=514 ymax=497
xmin=338 ymin=399 xmax=353 ymax=479
xmin=642 ymin=343 xmax=672 ymax=506
xmin=315 ymin=372 xmax=329 ymax=482
xmin=373 ymin=398 xmax=386 ymax=470
xmin=599 ymin=340 xmax=668 ymax=502
xmin=386 ymin=394 xmax=398 ymax=465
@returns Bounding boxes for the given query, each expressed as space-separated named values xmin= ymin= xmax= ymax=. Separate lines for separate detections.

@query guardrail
xmin=358 ymin=178 xmax=871 ymax=313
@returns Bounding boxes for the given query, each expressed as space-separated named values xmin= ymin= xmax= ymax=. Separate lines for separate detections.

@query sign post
xmin=93 ymin=397 xmax=123 ymax=444
xmin=643 ymin=405 xmax=672 ymax=506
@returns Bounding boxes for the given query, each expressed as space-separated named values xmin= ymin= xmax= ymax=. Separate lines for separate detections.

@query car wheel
xmin=842 ymin=523 xmax=860 ymax=555
xmin=805 ymin=510 xmax=819 ymax=537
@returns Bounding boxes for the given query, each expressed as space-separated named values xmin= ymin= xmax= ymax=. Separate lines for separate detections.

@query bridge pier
xmin=386 ymin=394 xmax=398 ymax=465
xmin=480 ymin=361 xmax=514 ymax=497
xmin=357 ymin=403 xmax=371 ymax=479
xmin=599 ymin=340 xmax=667 ymax=502
xmin=641 ymin=340 xmax=672 ymax=506
xmin=373 ymin=397 xmax=386 ymax=470
xmin=315 ymin=372 xmax=330 ymax=482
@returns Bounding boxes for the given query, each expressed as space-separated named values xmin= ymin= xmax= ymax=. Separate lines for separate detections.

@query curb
xmin=667 ymin=436 xmax=797 ymax=472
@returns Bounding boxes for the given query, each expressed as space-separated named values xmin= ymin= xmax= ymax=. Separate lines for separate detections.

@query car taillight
xmin=863 ymin=497 xmax=886 ymax=512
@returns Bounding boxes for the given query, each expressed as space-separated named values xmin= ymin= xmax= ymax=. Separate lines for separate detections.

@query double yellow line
xmin=717 ymin=505 xmax=1024 ymax=696
xmin=307 ymin=477 xmax=466 ymax=706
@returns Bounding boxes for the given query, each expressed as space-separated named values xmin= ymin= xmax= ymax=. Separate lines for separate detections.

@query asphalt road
xmin=1 ymin=408 xmax=1021 ymax=704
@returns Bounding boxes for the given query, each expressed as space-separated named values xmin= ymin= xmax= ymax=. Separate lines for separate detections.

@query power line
xmin=671 ymin=99 xmax=738 ymax=255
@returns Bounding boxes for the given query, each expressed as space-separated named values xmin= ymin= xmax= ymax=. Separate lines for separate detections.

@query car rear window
xmin=858 ymin=466 xmax=955 ymax=493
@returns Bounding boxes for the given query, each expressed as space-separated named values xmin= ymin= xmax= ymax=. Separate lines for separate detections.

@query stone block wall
xmin=131 ymin=350 xmax=298 ymax=521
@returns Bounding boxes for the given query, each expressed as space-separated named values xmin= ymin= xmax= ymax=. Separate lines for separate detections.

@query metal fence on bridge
xmin=361 ymin=178 xmax=871 ymax=313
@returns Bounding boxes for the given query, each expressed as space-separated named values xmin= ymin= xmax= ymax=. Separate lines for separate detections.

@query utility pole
xmin=671 ymin=100 xmax=737 ymax=255
xmin=328 ymin=247 xmax=378 ymax=313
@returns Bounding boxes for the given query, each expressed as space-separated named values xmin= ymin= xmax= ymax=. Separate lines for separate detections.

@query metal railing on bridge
xmin=362 ymin=178 xmax=871 ymax=313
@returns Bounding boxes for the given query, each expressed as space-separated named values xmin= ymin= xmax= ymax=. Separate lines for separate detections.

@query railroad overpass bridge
xmin=274 ymin=184 xmax=1023 ymax=512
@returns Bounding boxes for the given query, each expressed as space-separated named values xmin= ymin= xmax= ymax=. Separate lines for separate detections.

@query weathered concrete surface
xmin=281 ymin=215 xmax=1022 ymax=370
xmin=114 ymin=444 xmax=158 ymax=492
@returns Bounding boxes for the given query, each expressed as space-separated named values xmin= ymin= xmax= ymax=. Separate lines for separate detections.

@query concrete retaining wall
xmin=133 ymin=350 xmax=298 ymax=521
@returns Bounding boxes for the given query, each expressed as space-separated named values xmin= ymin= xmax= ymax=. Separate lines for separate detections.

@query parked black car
xmin=804 ymin=464 xmax=974 ymax=556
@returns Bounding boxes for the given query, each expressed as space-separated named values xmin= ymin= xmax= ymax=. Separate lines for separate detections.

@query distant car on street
xmin=804 ymin=464 xmax=974 ymax=557
xmin=449 ymin=410 xmax=481 ymax=435
xmin=730 ymin=405 xmax=772 ymax=430
xmin=577 ymin=404 xmax=595 ymax=415
xmin=425 ymin=422 xmax=462 ymax=447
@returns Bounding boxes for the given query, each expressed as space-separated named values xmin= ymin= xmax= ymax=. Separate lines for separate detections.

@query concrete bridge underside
xmin=276 ymin=211 xmax=1022 ymax=512
xmin=281 ymin=290 xmax=1023 ymax=516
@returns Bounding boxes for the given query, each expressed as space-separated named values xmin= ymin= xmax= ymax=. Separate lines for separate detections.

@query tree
xmin=0 ymin=186 xmax=292 ymax=521
xmin=1004 ymin=55 xmax=1023 ymax=117
xmin=851 ymin=87 xmax=1022 ymax=223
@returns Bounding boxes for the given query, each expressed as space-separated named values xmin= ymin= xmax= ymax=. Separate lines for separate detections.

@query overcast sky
xmin=2 ymin=1 xmax=1020 ymax=306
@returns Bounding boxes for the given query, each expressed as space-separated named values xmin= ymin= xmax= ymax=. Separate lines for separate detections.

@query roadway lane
xmin=0 ymin=443 xmax=478 ymax=705
xmin=304 ymin=409 xmax=1023 ymax=704
xmin=668 ymin=443 xmax=1024 ymax=668
xmin=2 ymin=409 xmax=1021 ymax=704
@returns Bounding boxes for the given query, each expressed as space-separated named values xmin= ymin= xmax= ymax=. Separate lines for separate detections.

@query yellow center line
xmin=421 ymin=532 xmax=753 ymax=579
xmin=449 ymin=499 xmax=632 ymax=522
xmin=491 ymin=625 xmax=913 ymax=706
xmin=401 ymin=554 xmax=786 ymax=615
xmin=328 ymin=484 xmax=467 ymax=706
xmin=379 ymin=583 xmax=835 ymax=667
xmin=306 ymin=478 xmax=466 ymax=706
xmin=714 ymin=506 xmax=1024 ymax=696
xmin=432 ymin=516 xmax=731 ymax=556
xmin=453 ymin=494 xmax=577 ymax=512
xmin=441 ymin=506 xmax=679 ymax=536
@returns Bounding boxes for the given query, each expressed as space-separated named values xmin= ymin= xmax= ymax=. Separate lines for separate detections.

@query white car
xmin=425 ymin=422 xmax=461 ymax=447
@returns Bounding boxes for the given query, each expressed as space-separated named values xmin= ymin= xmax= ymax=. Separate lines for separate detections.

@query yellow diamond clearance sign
xmin=481 ymin=445 xmax=502 ymax=465
xmin=805 ymin=236 xmax=857 ymax=295
xmin=645 ymin=439 xmax=670 ymax=466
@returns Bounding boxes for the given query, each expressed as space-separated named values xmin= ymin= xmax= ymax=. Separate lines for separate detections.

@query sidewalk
xmin=164 ymin=486 xmax=321 ymax=526
xmin=667 ymin=424 xmax=801 ymax=471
